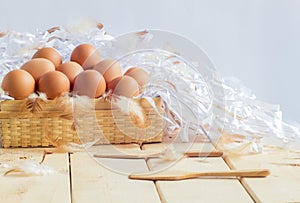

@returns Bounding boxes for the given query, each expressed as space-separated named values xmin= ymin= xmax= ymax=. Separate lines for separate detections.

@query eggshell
xmin=108 ymin=76 xmax=139 ymax=98
xmin=1 ymin=69 xmax=35 ymax=99
xmin=57 ymin=62 xmax=83 ymax=87
xmin=71 ymin=44 xmax=101 ymax=70
xmin=38 ymin=71 xmax=70 ymax=99
xmin=73 ymin=70 xmax=106 ymax=98
xmin=32 ymin=47 xmax=62 ymax=68
xmin=124 ymin=67 xmax=150 ymax=87
xmin=93 ymin=59 xmax=122 ymax=84
xmin=21 ymin=58 xmax=55 ymax=82
xmin=107 ymin=76 xmax=122 ymax=91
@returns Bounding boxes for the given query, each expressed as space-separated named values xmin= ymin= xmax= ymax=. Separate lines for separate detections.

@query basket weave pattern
xmin=0 ymin=98 xmax=163 ymax=148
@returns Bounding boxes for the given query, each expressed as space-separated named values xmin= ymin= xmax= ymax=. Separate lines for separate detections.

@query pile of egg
xmin=1 ymin=44 xmax=149 ymax=99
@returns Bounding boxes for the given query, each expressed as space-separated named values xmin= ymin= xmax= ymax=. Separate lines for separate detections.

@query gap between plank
xmin=205 ymin=134 xmax=257 ymax=203
xmin=140 ymin=144 xmax=165 ymax=203
xmin=222 ymin=156 xmax=258 ymax=203
xmin=68 ymin=153 xmax=73 ymax=203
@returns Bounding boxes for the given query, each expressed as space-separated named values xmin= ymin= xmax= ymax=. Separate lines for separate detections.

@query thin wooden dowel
xmin=129 ymin=169 xmax=270 ymax=181
xmin=94 ymin=151 xmax=223 ymax=159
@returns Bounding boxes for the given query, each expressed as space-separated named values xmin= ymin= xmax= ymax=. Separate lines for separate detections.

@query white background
xmin=1 ymin=0 xmax=300 ymax=123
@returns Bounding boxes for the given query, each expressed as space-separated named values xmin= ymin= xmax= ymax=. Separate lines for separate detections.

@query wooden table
xmin=0 ymin=142 xmax=300 ymax=203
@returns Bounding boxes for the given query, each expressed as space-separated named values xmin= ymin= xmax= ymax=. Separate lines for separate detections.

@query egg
xmin=124 ymin=67 xmax=150 ymax=87
xmin=107 ymin=76 xmax=139 ymax=97
xmin=73 ymin=70 xmax=106 ymax=98
xmin=32 ymin=47 xmax=62 ymax=68
xmin=38 ymin=71 xmax=70 ymax=99
xmin=21 ymin=58 xmax=55 ymax=82
xmin=1 ymin=69 xmax=35 ymax=99
xmin=107 ymin=76 xmax=121 ymax=91
xmin=57 ymin=62 xmax=83 ymax=87
xmin=70 ymin=44 xmax=101 ymax=70
xmin=93 ymin=59 xmax=122 ymax=84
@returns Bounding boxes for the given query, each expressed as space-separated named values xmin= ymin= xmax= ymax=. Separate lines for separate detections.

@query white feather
xmin=113 ymin=96 xmax=145 ymax=125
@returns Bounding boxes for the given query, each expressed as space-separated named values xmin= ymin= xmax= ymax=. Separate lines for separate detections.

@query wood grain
xmin=70 ymin=144 xmax=161 ymax=203
xmin=0 ymin=148 xmax=70 ymax=203
xmin=142 ymin=142 xmax=216 ymax=153
xmin=225 ymin=147 xmax=300 ymax=203
xmin=143 ymin=143 xmax=253 ymax=203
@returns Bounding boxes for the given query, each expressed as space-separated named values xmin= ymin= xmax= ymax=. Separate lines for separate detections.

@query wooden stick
xmin=129 ymin=169 xmax=270 ymax=181
xmin=94 ymin=153 xmax=161 ymax=159
xmin=94 ymin=151 xmax=223 ymax=159
xmin=185 ymin=151 xmax=223 ymax=157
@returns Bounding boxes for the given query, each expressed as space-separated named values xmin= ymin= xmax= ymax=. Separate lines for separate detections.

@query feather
xmin=22 ymin=93 xmax=47 ymax=113
xmin=40 ymin=138 xmax=99 ymax=164
xmin=113 ymin=96 xmax=145 ymax=128
xmin=41 ymin=122 xmax=99 ymax=163
xmin=1 ymin=160 xmax=56 ymax=176
xmin=55 ymin=94 xmax=94 ymax=131
xmin=43 ymin=125 xmax=64 ymax=147
xmin=216 ymin=132 xmax=261 ymax=156
xmin=56 ymin=93 xmax=74 ymax=121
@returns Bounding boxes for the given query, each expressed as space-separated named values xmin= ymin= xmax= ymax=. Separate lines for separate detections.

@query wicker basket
xmin=0 ymin=97 xmax=163 ymax=148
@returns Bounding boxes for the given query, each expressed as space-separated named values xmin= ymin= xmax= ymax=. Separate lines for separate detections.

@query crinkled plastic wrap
xmin=104 ymin=30 xmax=225 ymax=146
xmin=217 ymin=77 xmax=300 ymax=154
xmin=1 ymin=21 xmax=300 ymax=157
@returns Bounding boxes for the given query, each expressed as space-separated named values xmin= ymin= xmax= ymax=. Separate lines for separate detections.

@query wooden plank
xmin=143 ymin=143 xmax=253 ymax=203
xmin=89 ymin=144 xmax=143 ymax=155
xmin=225 ymin=147 xmax=300 ymax=202
xmin=142 ymin=143 xmax=219 ymax=172
xmin=92 ymin=143 xmax=220 ymax=158
xmin=0 ymin=148 xmax=71 ymax=203
xmin=141 ymin=142 xmax=216 ymax=154
xmin=71 ymin=144 xmax=161 ymax=203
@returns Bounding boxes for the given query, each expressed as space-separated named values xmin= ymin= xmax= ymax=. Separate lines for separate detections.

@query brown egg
xmin=57 ymin=62 xmax=83 ymax=87
xmin=107 ymin=76 xmax=122 ymax=91
xmin=107 ymin=76 xmax=139 ymax=97
xmin=73 ymin=70 xmax=106 ymax=98
xmin=1 ymin=69 xmax=35 ymax=99
xmin=124 ymin=67 xmax=150 ymax=87
xmin=21 ymin=58 xmax=55 ymax=82
xmin=38 ymin=71 xmax=70 ymax=99
xmin=71 ymin=44 xmax=101 ymax=70
xmin=32 ymin=47 xmax=62 ymax=68
xmin=93 ymin=59 xmax=122 ymax=84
